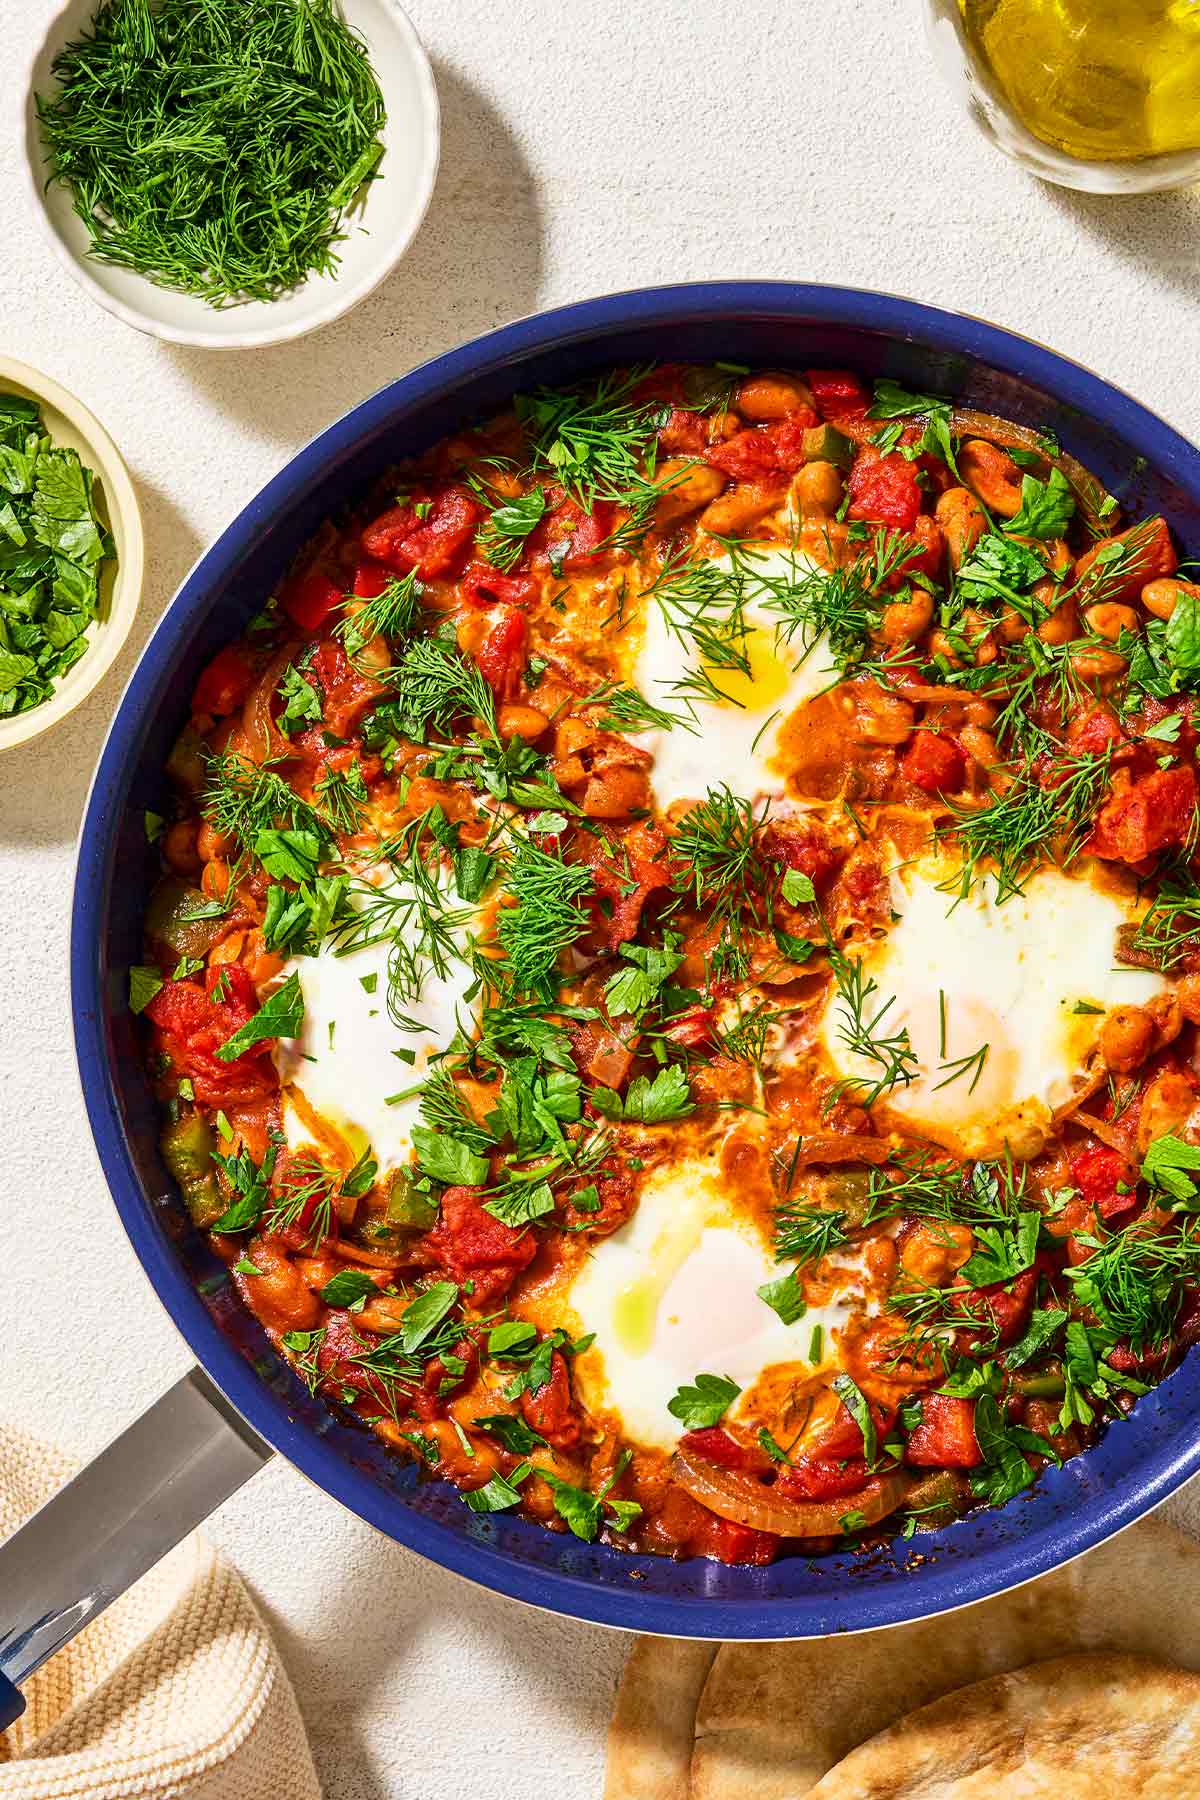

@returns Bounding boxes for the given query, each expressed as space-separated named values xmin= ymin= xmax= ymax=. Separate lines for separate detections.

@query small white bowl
xmin=0 ymin=356 xmax=143 ymax=753
xmin=21 ymin=0 xmax=440 ymax=350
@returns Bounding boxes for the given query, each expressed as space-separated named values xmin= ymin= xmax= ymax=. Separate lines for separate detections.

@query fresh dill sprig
xmin=1064 ymin=1220 xmax=1200 ymax=1349
xmin=418 ymin=1068 xmax=495 ymax=1155
xmin=314 ymin=761 xmax=369 ymax=835
xmin=773 ymin=1203 xmax=851 ymax=1266
xmin=939 ymin=748 xmax=1111 ymax=904
xmin=586 ymin=679 xmax=699 ymax=736
xmin=203 ymin=750 xmax=326 ymax=854
xmin=383 ymin=635 xmax=497 ymax=742
xmin=515 ymin=368 xmax=662 ymax=512
xmin=493 ymin=837 xmax=595 ymax=1001
xmin=824 ymin=942 xmax=920 ymax=1110
xmin=37 ymin=0 xmax=387 ymax=308
xmin=1122 ymin=860 xmax=1200 ymax=972
xmin=752 ymin=530 xmax=910 ymax=675
xmin=327 ymin=824 xmax=475 ymax=1017
xmin=646 ymin=548 xmax=755 ymax=707
xmin=338 ymin=571 xmax=423 ymax=662
xmin=669 ymin=785 xmax=769 ymax=982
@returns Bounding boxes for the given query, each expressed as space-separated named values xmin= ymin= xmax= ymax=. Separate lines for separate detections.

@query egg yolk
xmin=702 ymin=622 xmax=794 ymax=713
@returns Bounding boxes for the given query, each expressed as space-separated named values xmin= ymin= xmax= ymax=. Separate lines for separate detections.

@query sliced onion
xmin=672 ymin=1448 xmax=914 ymax=1537
xmin=950 ymin=408 xmax=1115 ymax=536
xmin=242 ymin=647 xmax=300 ymax=766
xmin=791 ymin=1134 xmax=895 ymax=1168
xmin=1071 ymin=1109 xmax=1130 ymax=1152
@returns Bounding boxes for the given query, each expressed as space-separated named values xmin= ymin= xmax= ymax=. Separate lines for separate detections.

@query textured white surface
xmin=0 ymin=1 xmax=1198 ymax=1795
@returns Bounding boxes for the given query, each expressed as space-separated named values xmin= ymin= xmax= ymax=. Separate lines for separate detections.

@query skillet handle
xmin=0 ymin=1367 xmax=271 ymax=1727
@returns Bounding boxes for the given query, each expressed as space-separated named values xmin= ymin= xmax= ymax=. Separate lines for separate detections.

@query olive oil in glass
xmin=925 ymin=0 xmax=1200 ymax=191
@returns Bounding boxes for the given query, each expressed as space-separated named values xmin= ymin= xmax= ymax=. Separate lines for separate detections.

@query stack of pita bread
xmin=605 ymin=1517 xmax=1200 ymax=1796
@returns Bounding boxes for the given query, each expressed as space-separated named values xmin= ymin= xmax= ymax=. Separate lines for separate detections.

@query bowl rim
xmin=20 ymin=0 xmax=441 ymax=351
xmin=0 ymin=352 xmax=144 ymax=752
xmin=73 ymin=281 xmax=1200 ymax=1637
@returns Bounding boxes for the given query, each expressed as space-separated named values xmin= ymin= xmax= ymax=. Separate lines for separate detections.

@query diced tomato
xmin=708 ymin=1518 xmax=780 ymax=1566
xmin=814 ymin=1396 xmax=897 ymax=1460
xmin=703 ymin=409 xmax=817 ymax=481
xmin=1089 ymin=766 xmax=1198 ymax=863
xmin=474 ymin=607 xmax=528 ymax=700
xmin=904 ymin=1394 xmax=982 ymax=1469
xmin=901 ymin=730 xmax=966 ymax=795
xmin=421 ymin=1185 xmax=536 ymax=1305
xmin=361 ymin=486 xmax=480 ymax=580
xmin=847 ymin=446 xmax=922 ymax=532
xmin=280 ymin=569 xmax=344 ymax=633
xmin=310 ymin=638 xmax=384 ymax=740
xmin=534 ymin=497 xmax=618 ymax=572
xmin=1070 ymin=1144 xmax=1138 ymax=1223
xmin=317 ymin=1311 xmax=398 ymax=1412
xmin=1075 ymin=517 xmax=1177 ymax=604
xmin=1066 ymin=704 xmax=1126 ymax=758
xmin=662 ymin=1006 xmax=716 ymax=1050
xmin=806 ymin=368 xmax=871 ymax=422
xmin=658 ymin=406 xmax=709 ymax=454
xmin=955 ymin=1265 xmax=1037 ymax=1351
xmin=521 ymin=1351 xmax=582 ymax=1450
xmin=192 ymin=645 xmax=254 ymax=719
xmin=760 ymin=817 xmax=839 ymax=886
xmin=777 ymin=1456 xmax=870 ymax=1501
xmin=886 ymin=513 xmax=945 ymax=588
xmin=352 ymin=558 xmax=393 ymax=600
xmin=459 ymin=562 xmax=537 ymax=609
xmin=145 ymin=963 xmax=276 ymax=1106
xmin=678 ymin=1427 xmax=761 ymax=1471
xmin=576 ymin=821 xmax=673 ymax=947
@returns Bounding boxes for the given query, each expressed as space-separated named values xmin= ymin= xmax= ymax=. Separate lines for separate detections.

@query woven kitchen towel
xmin=0 ymin=1425 xmax=320 ymax=1800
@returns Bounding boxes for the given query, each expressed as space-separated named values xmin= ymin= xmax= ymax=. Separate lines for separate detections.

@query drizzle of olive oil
xmin=960 ymin=0 xmax=1200 ymax=161
xmin=611 ymin=1208 xmax=707 ymax=1356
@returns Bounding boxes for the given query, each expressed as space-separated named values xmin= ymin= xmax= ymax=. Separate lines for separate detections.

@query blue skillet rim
xmin=72 ymin=282 xmax=1200 ymax=1638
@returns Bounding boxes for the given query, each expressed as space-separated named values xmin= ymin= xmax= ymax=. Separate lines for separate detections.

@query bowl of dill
xmin=22 ymin=0 xmax=439 ymax=350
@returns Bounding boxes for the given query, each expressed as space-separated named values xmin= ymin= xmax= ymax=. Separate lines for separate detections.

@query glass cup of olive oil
xmin=925 ymin=0 xmax=1200 ymax=192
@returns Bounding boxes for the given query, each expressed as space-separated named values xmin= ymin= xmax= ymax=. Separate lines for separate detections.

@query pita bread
xmin=604 ymin=1636 xmax=717 ymax=1800
xmin=690 ymin=1516 xmax=1200 ymax=1799
xmin=806 ymin=1653 xmax=1200 ymax=1798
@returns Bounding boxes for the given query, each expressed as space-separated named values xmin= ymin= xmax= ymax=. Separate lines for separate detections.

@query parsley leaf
xmin=321 ymin=1268 xmax=378 ymax=1309
xmin=604 ymin=936 xmax=684 ymax=1018
xmin=667 ymin=1372 xmax=740 ymax=1429
xmin=129 ymin=964 xmax=164 ymax=1014
xmin=463 ymin=1462 xmax=533 ymax=1513
xmin=756 ymin=1270 xmax=808 ymax=1325
xmin=623 ymin=1065 xmax=694 ymax=1123
xmin=1003 ymin=468 xmax=1075 ymax=540
xmin=411 ymin=1126 xmax=490 ymax=1188
xmin=832 ymin=1372 xmax=876 ymax=1464
xmin=215 ymin=971 xmax=304 ymax=1061
xmin=1141 ymin=1134 xmax=1200 ymax=1206
xmin=957 ymin=1211 xmax=1041 ymax=1287
xmin=400 ymin=1282 xmax=460 ymax=1353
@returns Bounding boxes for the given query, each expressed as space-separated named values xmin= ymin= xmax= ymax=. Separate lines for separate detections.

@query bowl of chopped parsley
xmin=0 ymin=356 xmax=142 ymax=751
xmin=22 ymin=0 xmax=439 ymax=350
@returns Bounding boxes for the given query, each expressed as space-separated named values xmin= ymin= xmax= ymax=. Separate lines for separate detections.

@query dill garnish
xmin=37 ymin=0 xmax=387 ymax=308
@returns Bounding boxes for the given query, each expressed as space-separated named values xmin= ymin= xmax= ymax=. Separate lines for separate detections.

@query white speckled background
xmin=1 ymin=0 xmax=1199 ymax=1793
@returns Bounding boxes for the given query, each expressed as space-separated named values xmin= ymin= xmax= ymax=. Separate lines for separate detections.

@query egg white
xmin=273 ymin=873 xmax=481 ymax=1171
xmin=631 ymin=545 xmax=839 ymax=810
xmin=818 ymin=852 xmax=1166 ymax=1160
xmin=563 ymin=1155 xmax=862 ymax=1453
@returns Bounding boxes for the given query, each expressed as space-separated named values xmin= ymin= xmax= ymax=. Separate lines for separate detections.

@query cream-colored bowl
xmin=22 ymin=0 xmax=440 ymax=350
xmin=0 ymin=356 xmax=143 ymax=752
